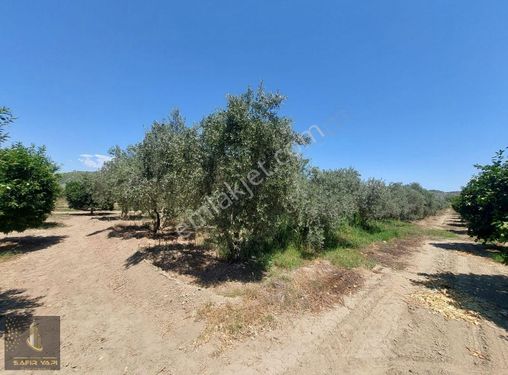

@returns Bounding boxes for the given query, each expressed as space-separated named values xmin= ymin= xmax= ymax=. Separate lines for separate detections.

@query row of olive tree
xmin=100 ymin=109 xmax=203 ymax=231
xmin=291 ymin=169 xmax=448 ymax=250
xmin=100 ymin=88 xmax=306 ymax=260
xmin=92 ymin=86 xmax=447 ymax=260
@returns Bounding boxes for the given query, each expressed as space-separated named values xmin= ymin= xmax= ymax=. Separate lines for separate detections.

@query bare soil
xmin=1 ymin=211 xmax=507 ymax=374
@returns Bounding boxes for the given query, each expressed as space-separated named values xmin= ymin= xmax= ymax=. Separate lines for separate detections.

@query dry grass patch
xmin=198 ymin=261 xmax=362 ymax=345
xmin=361 ymin=236 xmax=424 ymax=269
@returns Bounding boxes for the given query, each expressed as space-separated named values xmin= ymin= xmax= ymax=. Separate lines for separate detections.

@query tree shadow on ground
xmin=86 ymin=223 xmax=179 ymax=241
xmin=108 ymin=224 xmax=151 ymax=239
xmin=86 ymin=227 xmax=114 ymax=237
xmin=0 ymin=289 xmax=43 ymax=337
xmin=447 ymin=228 xmax=469 ymax=235
xmin=443 ymin=218 xmax=468 ymax=235
xmin=66 ymin=212 xmax=114 ymax=216
xmin=0 ymin=236 xmax=67 ymax=257
xmin=93 ymin=215 xmax=145 ymax=222
xmin=446 ymin=222 xmax=466 ymax=227
xmin=412 ymin=272 xmax=508 ymax=331
xmin=124 ymin=243 xmax=265 ymax=286
xmin=430 ymin=242 xmax=507 ymax=261
xmin=107 ymin=224 xmax=180 ymax=241
xmin=36 ymin=221 xmax=66 ymax=229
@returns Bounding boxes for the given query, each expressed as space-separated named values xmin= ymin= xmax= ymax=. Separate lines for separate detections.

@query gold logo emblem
xmin=26 ymin=321 xmax=43 ymax=352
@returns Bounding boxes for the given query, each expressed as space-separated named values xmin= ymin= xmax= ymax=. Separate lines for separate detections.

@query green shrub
xmin=454 ymin=149 xmax=508 ymax=243
xmin=65 ymin=174 xmax=113 ymax=213
xmin=0 ymin=144 xmax=60 ymax=233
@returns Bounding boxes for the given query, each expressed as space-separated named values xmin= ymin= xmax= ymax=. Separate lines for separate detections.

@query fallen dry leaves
xmin=409 ymin=288 xmax=482 ymax=325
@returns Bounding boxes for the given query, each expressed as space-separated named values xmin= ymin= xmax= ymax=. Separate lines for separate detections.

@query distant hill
xmin=429 ymin=190 xmax=460 ymax=204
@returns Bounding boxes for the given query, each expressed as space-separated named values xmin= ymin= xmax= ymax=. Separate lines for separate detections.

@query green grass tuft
xmin=266 ymin=220 xmax=452 ymax=271
xmin=0 ymin=251 xmax=16 ymax=263
xmin=333 ymin=220 xmax=415 ymax=249
xmin=323 ymin=248 xmax=374 ymax=269
xmin=263 ymin=220 xmax=461 ymax=272
xmin=491 ymin=252 xmax=508 ymax=265
xmin=269 ymin=245 xmax=305 ymax=270
xmin=421 ymin=228 xmax=460 ymax=239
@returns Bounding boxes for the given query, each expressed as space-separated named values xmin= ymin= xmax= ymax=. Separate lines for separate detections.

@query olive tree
xmin=103 ymin=145 xmax=143 ymax=217
xmin=131 ymin=110 xmax=202 ymax=233
xmin=292 ymin=167 xmax=362 ymax=250
xmin=197 ymin=87 xmax=307 ymax=259
xmin=358 ymin=178 xmax=391 ymax=222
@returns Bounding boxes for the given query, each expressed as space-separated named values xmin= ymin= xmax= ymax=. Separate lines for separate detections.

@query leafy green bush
xmin=65 ymin=174 xmax=113 ymax=213
xmin=0 ymin=144 xmax=60 ymax=233
xmin=454 ymin=149 xmax=508 ymax=243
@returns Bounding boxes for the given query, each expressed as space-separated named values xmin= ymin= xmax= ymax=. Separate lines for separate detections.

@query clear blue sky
xmin=1 ymin=1 xmax=507 ymax=191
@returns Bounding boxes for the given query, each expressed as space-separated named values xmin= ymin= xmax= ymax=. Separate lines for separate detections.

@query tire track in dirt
xmin=213 ymin=211 xmax=508 ymax=374
xmin=1 ymin=211 xmax=507 ymax=374
xmin=0 ymin=213 xmax=221 ymax=374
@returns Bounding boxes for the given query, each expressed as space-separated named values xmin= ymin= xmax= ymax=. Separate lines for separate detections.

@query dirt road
xmin=1 ymin=211 xmax=507 ymax=374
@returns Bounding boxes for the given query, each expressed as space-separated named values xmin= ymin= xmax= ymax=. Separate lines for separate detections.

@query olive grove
xmin=71 ymin=87 xmax=448 ymax=259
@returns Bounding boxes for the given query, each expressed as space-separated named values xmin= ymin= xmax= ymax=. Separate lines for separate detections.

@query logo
xmin=4 ymin=316 xmax=60 ymax=370
xmin=26 ymin=321 xmax=44 ymax=352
